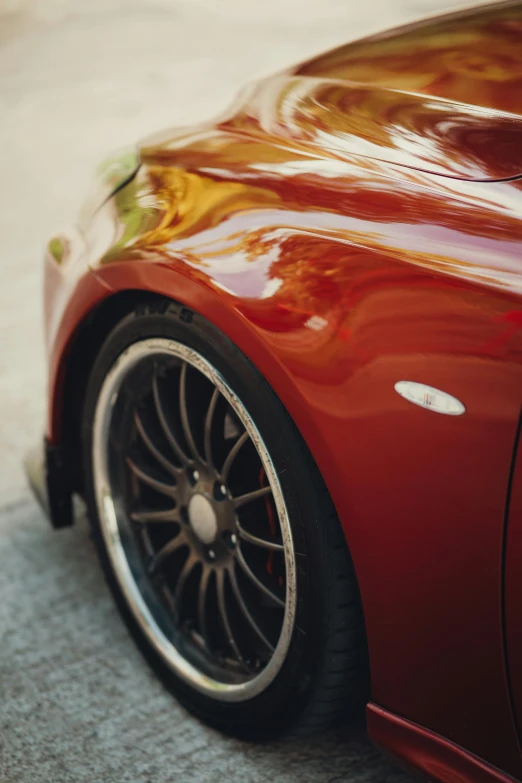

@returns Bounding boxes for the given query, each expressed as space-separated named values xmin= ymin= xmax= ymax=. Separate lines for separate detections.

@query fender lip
xmin=23 ymin=438 xmax=74 ymax=529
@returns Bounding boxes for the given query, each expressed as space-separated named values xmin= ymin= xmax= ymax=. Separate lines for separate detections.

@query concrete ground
xmin=0 ymin=1 xmax=482 ymax=780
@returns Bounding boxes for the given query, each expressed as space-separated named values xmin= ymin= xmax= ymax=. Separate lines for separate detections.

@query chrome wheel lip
xmin=92 ymin=337 xmax=297 ymax=702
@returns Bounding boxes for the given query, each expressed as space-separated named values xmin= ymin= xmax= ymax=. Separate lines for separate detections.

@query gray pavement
xmin=0 ymin=1 xmax=481 ymax=780
xmin=0 ymin=501 xmax=410 ymax=783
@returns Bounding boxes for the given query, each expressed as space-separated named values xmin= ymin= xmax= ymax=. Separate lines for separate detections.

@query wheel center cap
xmin=187 ymin=493 xmax=218 ymax=545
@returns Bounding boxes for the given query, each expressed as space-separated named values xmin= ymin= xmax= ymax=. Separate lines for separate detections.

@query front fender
xmin=49 ymin=136 xmax=522 ymax=773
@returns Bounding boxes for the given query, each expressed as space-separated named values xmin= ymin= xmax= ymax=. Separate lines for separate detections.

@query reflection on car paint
xmin=46 ymin=2 xmax=522 ymax=777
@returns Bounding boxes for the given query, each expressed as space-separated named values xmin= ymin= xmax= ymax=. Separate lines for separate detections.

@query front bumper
xmin=24 ymin=439 xmax=73 ymax=528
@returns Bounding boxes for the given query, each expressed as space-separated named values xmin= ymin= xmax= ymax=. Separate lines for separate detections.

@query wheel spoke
xmin=203 ymin=387 xmax=220 ymax=468
xmin=216 ymin=569 xmax=245 ymax=666
xmin=221 ymin=431 xmax=249 ymax=483
xmin=148 ymin=532 xmax=187 ymax=575
xmin=152 ymin=372 xmax=191 ymax=466
xmin=130 ymin=508 xmax=180 ymax=524
xmin=179 ymin=362 xmax=203 ymax=462
xmin=235 ymin=548 xmax=285 ymax=608
xmin=134 ymin=411 xmax=180 ymax=478
xmin=126 ymin=457 xmax=177 ymax=499
xmin=233 ymin=485 xmax=272 ymax=510
xmin=197 ymin=567 xmax=212 ymax=643
xmin=174 ymin=555 xmax=198 ymax=610
xmin=159 ymin=581 xmax=177 ymax=614
xmin=228 ymin=565 xmax=275 ymax=652
xmin=236 ymin=523 xmax=284 ymax=552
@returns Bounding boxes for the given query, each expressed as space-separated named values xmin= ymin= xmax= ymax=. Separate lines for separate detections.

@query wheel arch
xmin=55 ymin=289 xmax=164 ymax=493
xmin=52 ymin=275 xmax=371 ymax=708
xmin=52 ymin=277 xmax=336 ymax=520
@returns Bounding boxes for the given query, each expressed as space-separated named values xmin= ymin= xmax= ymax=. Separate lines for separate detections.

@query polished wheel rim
xmin=92 ymin=338 xmax=296 ymax=701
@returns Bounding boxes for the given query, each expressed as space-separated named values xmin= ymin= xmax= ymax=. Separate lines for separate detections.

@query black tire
xmin=82 ymin=298 xmax=368 ymax=740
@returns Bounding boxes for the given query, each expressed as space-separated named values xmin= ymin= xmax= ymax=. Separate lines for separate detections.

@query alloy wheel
xmin=92 ymin=338 xmax=297 ymax=700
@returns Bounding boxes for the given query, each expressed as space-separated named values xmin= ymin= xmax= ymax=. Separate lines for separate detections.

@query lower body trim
xmin=367 ymin=704 xmax=518 ymax=783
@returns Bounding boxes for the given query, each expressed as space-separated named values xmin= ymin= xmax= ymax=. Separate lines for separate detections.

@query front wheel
xmin=82 ymin=299 xmax=368 ymax=739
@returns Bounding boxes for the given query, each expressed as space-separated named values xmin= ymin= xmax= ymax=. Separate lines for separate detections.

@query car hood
xmin=217 ymin=74 xmax=522 ymax=182
xmin=141 ymin=1 xmax=522 ymax=182
xmin=294 ymin=1 xmax=522 ymax=117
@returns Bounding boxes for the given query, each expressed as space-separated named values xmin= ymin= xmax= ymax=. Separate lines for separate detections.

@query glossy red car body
xmin=40 ymin=2 xmax=522 ymax=781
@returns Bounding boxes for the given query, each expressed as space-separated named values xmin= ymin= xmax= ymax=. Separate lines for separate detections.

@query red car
xmin=26 ymin=2 xmax=522 ymax=781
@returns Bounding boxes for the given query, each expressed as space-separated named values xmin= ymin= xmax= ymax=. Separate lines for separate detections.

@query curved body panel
xmin=48 ymin=137 xmax=522 ymax=776
xmin=42 ymin=2 xmax=522 ymax=780
xmin=217 ymin=75 xmax=522 ymax=181
xmin=295 ymin=0 xmax=522 ymax=116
